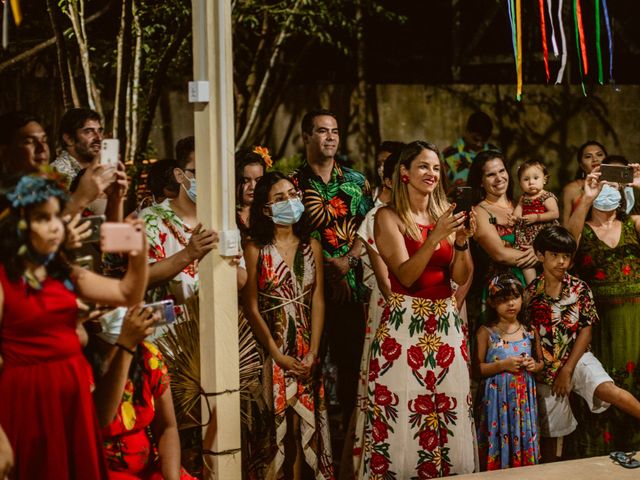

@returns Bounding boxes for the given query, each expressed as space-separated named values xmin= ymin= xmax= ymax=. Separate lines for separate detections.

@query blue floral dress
xmin=476 ymin=327 xmax=539 ymax=470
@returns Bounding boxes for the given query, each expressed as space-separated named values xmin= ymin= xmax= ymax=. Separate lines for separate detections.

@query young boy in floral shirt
xmin=524 ymin=225 xmax=640 ymax=462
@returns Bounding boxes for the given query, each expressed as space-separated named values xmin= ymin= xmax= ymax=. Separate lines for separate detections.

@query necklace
xmin=496 ymin=322 xmax=521 ymax=335
xmin=483 ymin=198 xmax=512 ymax=210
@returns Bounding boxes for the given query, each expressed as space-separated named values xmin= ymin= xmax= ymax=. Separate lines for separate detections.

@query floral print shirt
xmin=51 ymin=150 xmax=83 ymax=188
xmin=140 ymin=199 xmax=198 ymax=306
xmin=290 ymin=161 xmax=374 ymax=302
xmin=442 ymin=137 xmax=497 ymax=189
xmin=524 ymin=273 xmax=599 ymax=385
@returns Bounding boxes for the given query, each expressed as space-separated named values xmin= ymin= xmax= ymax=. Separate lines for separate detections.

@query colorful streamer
xmin=2 ymin=0 xmax=8 ymax=49
xmin=507 ymin=0 xmax=523 ymax=100
xmin=555 ymin=0 xmax=567 ymax=84
xmin=538 ymin=0 xmax=550 ymax=82
xmin=9 ymin=0 xmax=20 ymax=26
xmin=594 ymin=0 xmax=603 ymax=84
xmin=601 ymin=0 xmax=614 ymax=83
xmin=546 ymin=0 xmax=559 ymax=56
xmin=573 ymin=0 xmax=587 ymax=95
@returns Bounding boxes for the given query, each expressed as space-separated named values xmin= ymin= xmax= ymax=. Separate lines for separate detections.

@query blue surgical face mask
xmin=593 ymin=184 xmax=621 ymax=212
xmin=182 ymin=176 xmax=196 ymax=203
xmin=271 ymin=198 xmax=305 ymax=225
xmin=625 ymin=187 xmax=635 ymax=214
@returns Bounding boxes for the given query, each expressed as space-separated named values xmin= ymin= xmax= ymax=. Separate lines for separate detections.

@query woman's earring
xmin=401 ymin=175 xmax=410 ymax=184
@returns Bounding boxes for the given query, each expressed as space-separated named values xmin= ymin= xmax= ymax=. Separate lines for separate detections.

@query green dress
xmin=570 ymin=217 xmax=640 ymax=456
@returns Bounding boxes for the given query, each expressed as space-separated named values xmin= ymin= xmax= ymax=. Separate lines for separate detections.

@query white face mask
xmin=271 ymin=198 xmax=305 ymax=225
xmin=96 ymin=307 xmax=128 ymax=344
xmin=593 ymin=184 xmax=622 ymax=212
xmin=625 ymin=186 xmax=635 ymax=214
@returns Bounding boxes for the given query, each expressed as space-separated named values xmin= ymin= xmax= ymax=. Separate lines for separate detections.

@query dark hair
xmin=301 ymin=109 xmax=338 ymax=136
xmin=147 ymin=158 xmax=179 ymax=197
xmin=59 ymin=108 xmax=101 ymax=147
xmin=0 ymin=194 xmax=71 ymax=283
xmin=249 ymin=172 xmax=309 ymax=246
xmin=574 ymin=140 xmax=607 ymax=179
xmin=235 ymin=148 xmax=266 ymax=206
xmin=377 ymin=141 xmax=405 ymax=157
xmin=533 ymin=225 xmax=577 ymax=255
xmin=517 ymin=158 xmax=548 ymax=180
xmin=0 ymin=111 xmax=42 ymax=145
xmin=383 ymin=147 xmax=404 ymax=181
xmin=466 ymin=112 xmax=493 ymax=140
xmin=485 ymin=273 xmax=528 ymax=328
xmin=175 ymin=136 xmax=195 ymax=168
xmin=467 ymin=150 xmax=514 ymax=205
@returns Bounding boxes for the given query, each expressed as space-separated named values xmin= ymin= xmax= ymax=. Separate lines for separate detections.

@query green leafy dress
xmin=571 ymin=217 xmax=640 ymax=456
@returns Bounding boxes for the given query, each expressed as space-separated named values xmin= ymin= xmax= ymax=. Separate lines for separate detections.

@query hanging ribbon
xmin=507 ymin=0 xmax=519 ymax=99
xmin=9 ymin=0 xmax=21 ymax=26
xmin=516 ymin=0 xmax=522 ymax=99
xmin=2 ymin=0 xmax=9 ymax=49
xmin=573 ymin=0 xmax=587 ymax=95
xmin=601 ymin=0 xmax=614 ymax=83
xmin=556 ymin=0 xmax=568 ymax=84
xmin=547 ymin=0 xmax=559 ymax=56
xmin=538 ymin=0 xmax=550 ymax=82
xmin=594 ymin=0 xmax=603 ymax=84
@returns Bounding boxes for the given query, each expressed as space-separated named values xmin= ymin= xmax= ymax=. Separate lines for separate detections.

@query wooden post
xmin=191 ymin=1 xmax=241 ymax=479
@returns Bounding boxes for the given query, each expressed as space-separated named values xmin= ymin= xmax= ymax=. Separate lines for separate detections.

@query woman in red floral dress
xmin=361 ymin=141 xmax=477 ymax=478
xmin=243 ymin=172 xmax=333 ymax=479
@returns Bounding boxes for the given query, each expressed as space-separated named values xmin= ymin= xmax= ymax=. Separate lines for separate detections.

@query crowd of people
xmin=0 ymin=106 xmax=639 ymax=480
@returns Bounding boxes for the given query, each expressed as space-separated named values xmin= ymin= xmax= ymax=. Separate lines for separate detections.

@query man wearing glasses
xmin=140 ymin=136 xmax=218 ymax=311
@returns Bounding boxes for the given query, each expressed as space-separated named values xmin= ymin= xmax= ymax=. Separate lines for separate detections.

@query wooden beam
xmin=192 ymin=0 xmax=242 ymax=479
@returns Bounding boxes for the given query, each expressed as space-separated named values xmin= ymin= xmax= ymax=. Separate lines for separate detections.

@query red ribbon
xmin=575 ymin=0 xmax=589 ymax=74
xmin=538 ymin=0 xmax=550 ymax=82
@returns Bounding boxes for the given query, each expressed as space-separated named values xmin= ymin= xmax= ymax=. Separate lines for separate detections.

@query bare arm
xmin=562 ymin=181 xmax=581 ymax=227
xmin=148 ymin=224 xmax=217 ymax=288
xmin=476 ymin=327 xmax=524 ymax=377
xmin=103 ymin=162 xmax=128 ymax=222
xmin=73 ymin=220 xmax=149 ymax=306
xmin=474 ymin=206 xmax=537 ymax=268
xmin=565 ymin=171 xmax=602 ymax=243
xmin=0 ymin=424 xmax=13 ymax=479
xmin=368 ymin=245 xmax=391 ymax=299
xmin=151 ymin=387 xmax=182 ymax=480
xmin=538 ymin=195 xmax=560 ymax=222
xmin=553 ymin=326 xmax=592 ymax=396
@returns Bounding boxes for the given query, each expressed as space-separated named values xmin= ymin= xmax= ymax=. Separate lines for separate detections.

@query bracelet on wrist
xmin=115 ymin=342 xmax=136 ymax=355
xmin=454 ymin=240 xmax=469 ymax=251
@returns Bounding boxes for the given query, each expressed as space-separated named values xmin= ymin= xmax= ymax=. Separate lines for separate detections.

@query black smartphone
xmin=453 ymin=186 xmax=473 ymax=227
xmin=600 ymin=164 xmax=633 ymax=184
xmin=81 ymin=214 xmax=106 ymax=244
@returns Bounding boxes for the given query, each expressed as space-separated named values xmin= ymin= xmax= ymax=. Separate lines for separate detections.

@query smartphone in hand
xmin=81 ymin=214 xmax=106 ymax=244
xmin=600 ymin=164 xmax=633 ymax=184
xmin=453 ymin=186 xmax=473 ymax=227
xmin=100 ymin=222 xmax=144 ymax=253
xmin=145 ymin=299 xmax=176 ymax=325
xmin=100 ymin=139 xmax=119 ymax=167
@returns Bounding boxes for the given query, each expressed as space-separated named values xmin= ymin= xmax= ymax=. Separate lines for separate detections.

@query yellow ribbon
xmin=10 ymin=0 xmax=22 ymax=26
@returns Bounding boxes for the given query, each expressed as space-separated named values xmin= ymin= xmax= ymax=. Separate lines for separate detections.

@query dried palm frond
xmin=157 ymin=295 xmax=265 ymax=428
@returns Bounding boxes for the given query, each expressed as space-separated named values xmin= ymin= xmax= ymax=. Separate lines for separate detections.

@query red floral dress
xmin=102 ymin=342 xmax=195 ymax=479
xmin=256 ymin=243 xmax=334 ymax=479
xmin=514 ymin=191 xmax=559 ymax=250
xmin=360 ymin=226 xmax=477 ymax=479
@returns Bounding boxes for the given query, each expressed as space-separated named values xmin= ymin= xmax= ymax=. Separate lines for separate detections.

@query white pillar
xmin=191 ymin=0 xmax=241 ymax=478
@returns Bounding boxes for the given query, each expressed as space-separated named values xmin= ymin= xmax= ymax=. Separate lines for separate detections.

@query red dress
xmin=0 ymin=265 xmax=107 ymax=479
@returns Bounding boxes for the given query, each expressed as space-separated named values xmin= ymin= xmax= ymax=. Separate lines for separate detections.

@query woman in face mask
xmin=242 ymin=172 xmax=334 ymax=480
xmin=565 ymin=158 xmax=640 ymax=458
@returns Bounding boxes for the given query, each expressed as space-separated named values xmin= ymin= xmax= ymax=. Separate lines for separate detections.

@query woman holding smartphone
xmin=0 ymin=173 xmax=148 ymax=479
xmin=243 ymin=172 xmax=334 ymax=480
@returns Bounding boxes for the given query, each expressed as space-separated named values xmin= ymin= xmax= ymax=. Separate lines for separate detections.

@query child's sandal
xmin=609 ymin=451 xmax=640 ymax=469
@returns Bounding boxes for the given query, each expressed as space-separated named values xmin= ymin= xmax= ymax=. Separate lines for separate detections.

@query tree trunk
xmin=46 ymin=0 xmax=75 ymax=109
xmin=135 ymin=20 xmax=190 ymax=162
xmin=113 ymin=0 xmax=133 ymax=156
xmin=128 ymin=0 xmax=142 ymax=163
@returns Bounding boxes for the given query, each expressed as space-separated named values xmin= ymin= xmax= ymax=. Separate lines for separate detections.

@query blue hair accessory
xmin=6 ymin=175 xmax=68 ymax=209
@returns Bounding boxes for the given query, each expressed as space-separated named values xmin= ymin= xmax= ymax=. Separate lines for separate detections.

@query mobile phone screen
xmin=600 ymin=164 xmax=633 ymax=184
xmin=81 ymin=215 xmax=106 ymax=244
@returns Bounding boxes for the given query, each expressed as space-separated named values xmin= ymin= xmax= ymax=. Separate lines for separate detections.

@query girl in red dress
xmin=0 ymin=174 xmax=149 ymax=479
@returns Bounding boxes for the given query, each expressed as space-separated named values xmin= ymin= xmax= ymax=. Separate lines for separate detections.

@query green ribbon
xmin=595 ymin=0 xmax=603 ymax=84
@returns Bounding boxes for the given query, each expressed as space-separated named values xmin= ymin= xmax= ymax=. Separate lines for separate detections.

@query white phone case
xmin=100 ymin=139 xmax=119 ymax=167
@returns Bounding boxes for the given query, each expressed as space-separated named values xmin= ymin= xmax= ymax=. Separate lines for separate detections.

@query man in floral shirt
xmin=140 ymin=138 xmax=218 ymax=311
xmin=290 ymin=109 xmax=374 ymax=428
xmin=524 ymin=226 xmax=640 ymax=461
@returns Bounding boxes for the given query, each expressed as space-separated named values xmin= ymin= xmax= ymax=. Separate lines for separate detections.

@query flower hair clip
xmin=253 ymin=146 xmax=273 ymax=169
xmin=5 ymin=171 xmax=67 ymax=209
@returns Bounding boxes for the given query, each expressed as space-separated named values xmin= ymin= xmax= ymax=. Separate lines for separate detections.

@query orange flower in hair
xmin=253 ymin=146 xmax=273 ymax=169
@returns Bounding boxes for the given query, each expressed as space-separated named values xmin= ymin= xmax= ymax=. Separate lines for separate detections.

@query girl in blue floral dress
xmin=475 ymin=273 xmax=542 ymax=470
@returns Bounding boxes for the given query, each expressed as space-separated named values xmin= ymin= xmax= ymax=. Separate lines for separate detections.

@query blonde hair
xmin=391 ymin=141 xmax=451 ymax=241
